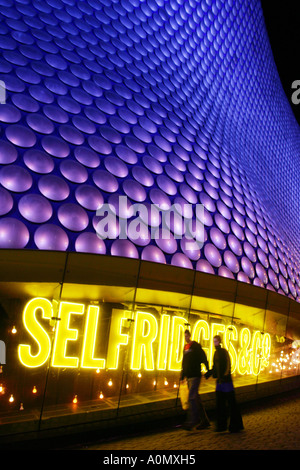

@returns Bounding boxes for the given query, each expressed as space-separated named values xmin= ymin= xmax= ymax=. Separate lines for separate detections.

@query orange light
xmin=72 ymin=395 xmax=78 ymax=404
xmin=11 ymin=326 xmax=17 ymax=334
xmin=9 ymin=394 xmax=14 ymax=403
xmin=108 ymin=379 xmax=112 ymax=387
xmin=32 ymin=386 xmax=37 ymax=394
xmin=99 ymin=392 xmax=104 ymax=399
xmin=20 ymin=402 xmax=24 ymax=411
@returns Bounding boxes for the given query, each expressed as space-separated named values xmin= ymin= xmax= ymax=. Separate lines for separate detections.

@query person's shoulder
xmin=221 ymin=347 xmax=230 ymax=357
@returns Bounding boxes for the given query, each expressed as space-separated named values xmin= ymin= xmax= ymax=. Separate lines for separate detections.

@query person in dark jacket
xmin=205 ymin=334 xmax=244 ymax=433
xmin=180 ymin=329 xmax=210 ymax=430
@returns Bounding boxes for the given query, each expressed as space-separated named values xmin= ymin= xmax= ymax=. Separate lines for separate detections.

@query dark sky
xmin=261 ymin=0 xmax=300 ymax=126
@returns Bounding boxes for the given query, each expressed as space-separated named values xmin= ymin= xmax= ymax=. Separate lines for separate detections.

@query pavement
xmin=68 ymin=387 xmax=300 ymax=451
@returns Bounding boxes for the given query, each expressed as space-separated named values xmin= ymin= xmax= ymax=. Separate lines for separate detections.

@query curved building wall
xmin=0 ymin=0 xmax=299 ymax=299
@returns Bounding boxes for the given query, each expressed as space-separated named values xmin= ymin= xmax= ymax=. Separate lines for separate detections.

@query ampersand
xmin=237 ymin=327 xmax=251 ymax=375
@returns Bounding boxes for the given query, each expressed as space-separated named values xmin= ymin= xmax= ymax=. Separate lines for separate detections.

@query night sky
xmin=261 ymin=0 xmax=300 ymax=126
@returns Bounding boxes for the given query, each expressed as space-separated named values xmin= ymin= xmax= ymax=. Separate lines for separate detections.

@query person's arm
xmin=223 ymin=349 xmax=231 ymax=378
xmin=216 ymin=349 xmax=230 ymax=383
xmin=205 ymin=369 xmax=213 ymax=379
xmin=214 ymin=350 xmax=221 ymax=382
xmin=180 ymin=346 xmax=186 ymax=381
xmin=205 ymin=350 xmax=215 ymax=379
xmin=200 ymin=347 xmax=209 ymax=372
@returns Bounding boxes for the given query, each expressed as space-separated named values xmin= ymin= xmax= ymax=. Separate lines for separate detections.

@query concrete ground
xmin=70 ymin=388 xmax=300 ymax=451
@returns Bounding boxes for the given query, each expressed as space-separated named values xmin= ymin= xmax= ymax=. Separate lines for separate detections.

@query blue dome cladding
xmin=0 ymin=0 xmax=299 ymax=300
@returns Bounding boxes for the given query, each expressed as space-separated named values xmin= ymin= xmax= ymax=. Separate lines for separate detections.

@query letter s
xmin=18 ymin=298 xmax=52 ymax=368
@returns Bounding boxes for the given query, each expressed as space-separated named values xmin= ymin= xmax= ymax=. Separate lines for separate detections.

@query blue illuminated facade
xmin=0 ymin=0 xmax=299 ymax=300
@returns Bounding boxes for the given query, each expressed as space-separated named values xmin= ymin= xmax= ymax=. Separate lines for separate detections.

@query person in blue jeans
xmin=205 ymin=334 xmax=244 ymax=433
xmin=180 ymin=329 xmax=210 ymax=430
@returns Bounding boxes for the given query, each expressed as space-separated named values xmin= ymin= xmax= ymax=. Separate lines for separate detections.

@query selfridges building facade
xmin=0 ymin=0 xmax=299 ymax=440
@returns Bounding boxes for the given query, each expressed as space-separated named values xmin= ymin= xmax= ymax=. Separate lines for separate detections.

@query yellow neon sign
xmin=130 ymin=311 xmax=158 ymax=371
xmin=224 ymin=325 xmax=238 ymax=374
xmin=157 ymin=314 xmax=170 ymax=371
xmin=237 ymin=327 xmax=251 ymax=375
xmin=81 ymin=305 xmax=105 ymax=370
xmin=18 ymin=297 xmax=52 ymax=368
xmin=251 ymin=330 xmax=263 ymax=376
xmin=51 ymin=301 xmax=85 ymax=368
xmin=18 ymin=298 xmax=272 ymax=377
xmin=106 ymin=309 xmax=130 ymax=370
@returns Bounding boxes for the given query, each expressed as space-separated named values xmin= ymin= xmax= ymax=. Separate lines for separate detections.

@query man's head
xmin=213 ymin=335 xmax=222 ymax=348
xmin=184 ymin=329 xmax=191 ymax=343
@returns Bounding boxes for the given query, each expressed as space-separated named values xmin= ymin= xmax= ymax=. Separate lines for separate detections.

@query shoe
xmin=181 ymin=422 xmax=197 ymax=430
xmin=214 ymin=427 xmax=227 ymax=432
xmin=196 ymin=422 xmax=210 ymax=430
xmin=229 ymin=427 xmax=244 ymax=433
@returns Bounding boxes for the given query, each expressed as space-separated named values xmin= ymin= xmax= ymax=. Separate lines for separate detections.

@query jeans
xmin=215 ymin=389 xmax=244 ymax=432
xmin=185 ymin=377 xmax=209 ymax=427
